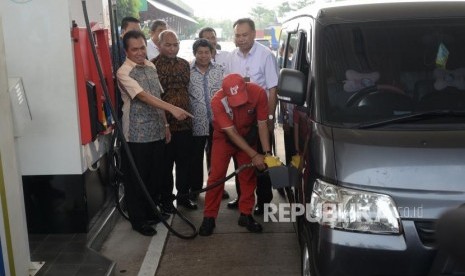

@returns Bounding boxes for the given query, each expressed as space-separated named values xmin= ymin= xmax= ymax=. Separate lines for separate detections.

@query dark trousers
xmin=122 ymin=140 xmax=165 ymax=228
xmin=284 ymin=127 xmax=296 ymax=164
xmin=255 ymin=133 xmax=273 ymax=206
xmin=191 ymin=135 xmax=207 ymax=191
xmin=163 ymin=130 xmax=193 ymax=201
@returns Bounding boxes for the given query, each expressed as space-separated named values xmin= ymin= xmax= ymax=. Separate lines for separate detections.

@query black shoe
xmin=146 ymin=212 xmax=170 ymax=225
xmin=227 ymin=198 xmax=239 ymax=209
xmin=189 ymin=192 xmax=199 ymax=201
xmin=222 ymin=190 xmax=230 ymax=199
xmin=238 ymin=213 xmax=263 ymax=233
xmin=160 ymin=201 xmax=177 ymax=214
xmin=177 ymin=199 xmax=198 ymax=210
xmin=133 ymin=224 xmax=157 ymax=236
xmin=253 ymin=205 xmax=264 ymax=215
xmin=199 ymin=217 xmax=216 ymax=236
xmin=277 ymin=188 xmax=286 ymax=197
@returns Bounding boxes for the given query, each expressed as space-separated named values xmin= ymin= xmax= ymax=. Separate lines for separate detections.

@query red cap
xmin=222 ymin=73 xmax=248 ymax=107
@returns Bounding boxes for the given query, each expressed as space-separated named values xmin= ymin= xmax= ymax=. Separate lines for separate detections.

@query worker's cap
xmin=222 ymin=73 xmax=248 ymax=107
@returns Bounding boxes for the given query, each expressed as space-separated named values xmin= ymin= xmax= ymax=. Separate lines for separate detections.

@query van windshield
xmin=321 ymin=19 xmax=465 ymax=127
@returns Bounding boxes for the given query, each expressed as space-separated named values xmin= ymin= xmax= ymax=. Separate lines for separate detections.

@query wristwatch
xmin=268 ymin=114 xmax=274 ymax=120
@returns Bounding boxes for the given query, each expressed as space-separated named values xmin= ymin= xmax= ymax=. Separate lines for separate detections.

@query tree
xmin=292 ymin=0 xmax=313 ymax=10
xmin=249 ymin=5 xmax=277 ymax=29
xmin=277 ymin=2 xmax=293 ymax=18
xmin=191 ymin=17 xmax=234 ymax=41
xmin=116 ymin=0 xmax=141 ymax=24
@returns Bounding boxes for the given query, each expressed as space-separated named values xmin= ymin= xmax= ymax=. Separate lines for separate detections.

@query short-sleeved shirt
xmin=189 ymin=61 xmax=224 ymax=136
xmin=225 ymin=42 xmax=279 ymax=96
xmin=152 ymin=55 xmax=192 ymax=132
xmin=116 ymin=59 xmax=165 ymax=143
xmin=211 ymin=82 xmax=268 ymax=140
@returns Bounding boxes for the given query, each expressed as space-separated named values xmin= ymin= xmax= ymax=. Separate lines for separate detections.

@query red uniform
xmin=203 ymin=82 xmax=268 ymax=218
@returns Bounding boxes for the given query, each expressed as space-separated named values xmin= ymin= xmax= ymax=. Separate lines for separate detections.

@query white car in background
xmin=179 ymin=39 xmax=237 ymax=63
xmin=178 ymin=39 xmax=196 ymax=63
xmin=218 ymin=41 xmax=236 ymax=52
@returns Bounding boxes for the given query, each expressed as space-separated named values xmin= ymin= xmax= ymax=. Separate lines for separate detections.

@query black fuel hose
xmin=81 ymin=0 xmax=198 ymax=239
xmin=175 ymin=163 xmax=254 ymax=200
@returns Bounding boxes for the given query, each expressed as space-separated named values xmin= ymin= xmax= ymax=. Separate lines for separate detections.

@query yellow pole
xmin=0 ymin=153 xmax=15 ymax=275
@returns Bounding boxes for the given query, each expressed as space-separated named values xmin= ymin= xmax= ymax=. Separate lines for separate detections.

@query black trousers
xmin=190 ymin=135 xmax=207 ymax=191
xmin=162 ymin=130 xmax=193 ymax=201
xmin=122 ymin=140 xmax=165 ymax=228
xmin=284 ymin=127 xmax=296 ymax=164
xmin=255 ymin=133 xmax=273 ymax=206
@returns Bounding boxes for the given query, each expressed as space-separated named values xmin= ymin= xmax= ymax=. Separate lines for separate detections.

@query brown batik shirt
xmin=152 ymin=55 xmax=192 ymax=132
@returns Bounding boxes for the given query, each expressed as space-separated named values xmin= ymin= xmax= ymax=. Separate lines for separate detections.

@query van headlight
xmin=309 ymin=179 xmax=401 ymax=234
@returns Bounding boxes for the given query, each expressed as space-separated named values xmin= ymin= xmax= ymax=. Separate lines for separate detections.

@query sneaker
xmin=199 ymin=217 xmax=216 ymax=236
xmin=253 ymin=204 xmax=272 ymax=216
xmin=253 ymin=205 xmax=264 ymax=215
xmin=177 ymin=199 xmax=198 ymax=210
xmin=189 ymin=193 xmax=199 ymax=201
xmin=227 ymin=198 xmax=239 ymax=209
xmin=238 ymin=213 xmax=263 ymax=233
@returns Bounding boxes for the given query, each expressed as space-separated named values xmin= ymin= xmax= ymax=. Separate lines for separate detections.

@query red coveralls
xmin=204 ymin=83 xmax=268 ymax=218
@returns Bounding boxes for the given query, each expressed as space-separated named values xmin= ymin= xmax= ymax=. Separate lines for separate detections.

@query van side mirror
xmin=277 ymin=68 xmax=306 ymax=106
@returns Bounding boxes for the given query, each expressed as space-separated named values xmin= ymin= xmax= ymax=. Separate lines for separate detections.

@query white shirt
xmin=147 ymin=39 xmax=159 ymax=61
xmin=225 ymin=42 xmax=279 ymax=96
xmin=213 ymin=50 xmax=230 ymax=69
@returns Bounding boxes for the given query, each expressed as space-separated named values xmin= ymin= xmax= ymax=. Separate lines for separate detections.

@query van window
xmin=321 ymin=19 xmax=465 ymax=127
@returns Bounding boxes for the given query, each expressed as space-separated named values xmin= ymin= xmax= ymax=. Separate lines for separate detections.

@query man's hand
xmin=251 ymin=153 xmax=266 ymax=171
xmin=171 ymin=107 xmax=193 ymax=121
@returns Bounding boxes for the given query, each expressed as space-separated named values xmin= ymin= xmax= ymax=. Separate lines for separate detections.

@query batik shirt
xmin=117 ymin=59 xmax=165 ymax=143
xmin=152 ymin=55 xmax=192 ymax=132
xmin=188 ymin=61 xmax=224 ymax=136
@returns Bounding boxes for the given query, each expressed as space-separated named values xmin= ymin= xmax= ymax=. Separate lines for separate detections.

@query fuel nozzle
xmin=290 ymin=154 xmax=301 ymax=168
xmin=264 ymin=155 xmax=283 ymax=168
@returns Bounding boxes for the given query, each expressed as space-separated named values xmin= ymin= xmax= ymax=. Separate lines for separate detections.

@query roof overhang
xmin=147 ymin=0 xmax=198 ymax=24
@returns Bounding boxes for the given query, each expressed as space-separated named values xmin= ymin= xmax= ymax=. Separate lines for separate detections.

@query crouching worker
xmin=199 ymin=73 xmax=271 ymax=236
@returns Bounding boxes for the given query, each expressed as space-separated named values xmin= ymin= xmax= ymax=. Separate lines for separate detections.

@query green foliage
xmin=116 ymin=0 xmax=141 ymax=25
xmin=292 ymin=0 xmax=313 ymax=10
xmin=249 ymin=5 xmax=277 ymax=29
xmin=192 ymin=17 xmax=234 ymax=41
xmin=277 ymin=2 xmax=293 ymax=18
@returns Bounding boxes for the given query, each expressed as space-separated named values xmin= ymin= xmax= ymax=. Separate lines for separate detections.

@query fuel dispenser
xmin=0 ymin=0 xmax=117 ymax=237
xmin=73 ymin=25 xmax=116 ymax=144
